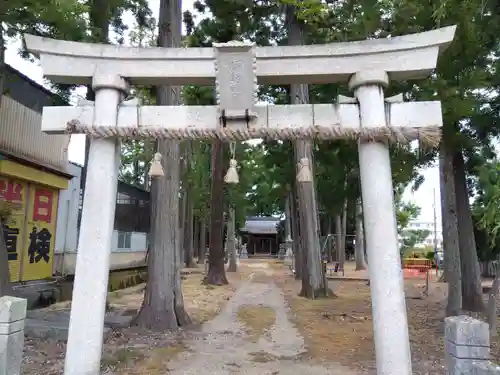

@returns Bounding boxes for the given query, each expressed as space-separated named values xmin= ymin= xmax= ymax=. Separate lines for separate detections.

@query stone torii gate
xmin=25 ymin=26 xmax=455 ymax=375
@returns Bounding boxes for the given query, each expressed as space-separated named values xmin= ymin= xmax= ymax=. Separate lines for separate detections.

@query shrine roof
xmin=241 ymin=216 xmax=281 ymax=235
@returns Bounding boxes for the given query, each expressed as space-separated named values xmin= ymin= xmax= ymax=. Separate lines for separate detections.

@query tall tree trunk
xmin=354 ymin=199 xmax=367 ymax=270
xmin=197 ymin=217 xmax=207 ymax=264
xmin=143 ymin=140 xmax=154 ymax=190
xmin=288 ymin=8 xmax=328 ymax=298
xmin=341 ymin=198 xmax=348 ymax=254
xmin=179 ymin=189 xmax=186 ymax=264
xmin=0 ymin=28 xmax=12 ymax=298
xmin=335 ymin=215 xmax=343 ymax=265
xmin=290 ymin=185 xmax=302 ymax=279
xmin=133 ymin=0 xmax=191 ymax=329
xmin=180 ymin=142 xmax=191 ymax=264
xmin=182 ymin=141 xmax=195 ymax=268
xmin=440 ymin=141 xmax=462 ymax=316
xmin=227 ymin=207 xmax=237 ymax=272
xmin=193 ymin=218 xmax=200 ymax=259
xmin=204 ymin=140 xmax=228 ymax=285
xmin=284 ymin=194 xmax=292 ymax=241
xmin=487 ymin=274 xmax=500 ymax=338
xmin=326 ymin=216 xmax=333 ymax=262
xmin=453 ymin=150 xmax=484 ymax=313
xmin=0 ymin=23 xmax=5 ymax=109
xmin=0 ymin=217 xmax=12 ymax=297
xmin=184 ymin=200 xmax=196 ymax=268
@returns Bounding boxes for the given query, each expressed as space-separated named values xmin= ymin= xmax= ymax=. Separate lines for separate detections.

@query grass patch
xmin=183 ymin=272 xmax=242 ymax=324
xmin=248 ymin=351 xmax=279 ymax=363
xmin=237 ymin=304 xmax=276 ymax=342
xmin=104 ymin=343 xmax=188 ymax=375
xmin=284 ymin=281 xmax=373 ymax=366
xmin=101 ymin=347 xmax=146 ymax=370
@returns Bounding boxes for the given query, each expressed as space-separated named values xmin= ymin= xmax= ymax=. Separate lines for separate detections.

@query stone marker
xmin=25 ymin=26 xmax=456 ymax=375
xmin=240 ymin=244 xmax=248 ymax=259
xmin=445 ymin=315 xmax=493 ymax=374
xmin=0 ymin=296 xmax=27 ymax=375
xmin=470 ymin=361 xmax=500 ymax=375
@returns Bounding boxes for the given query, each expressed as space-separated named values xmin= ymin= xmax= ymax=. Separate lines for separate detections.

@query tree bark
xmin=0 ymin=29 xmax=12 ymax=298
xmin=335 ymin=215 xmax=343 ymax=264
xmin=488 ymin=274 xmax=500 ymax=338
xmin=288 ymin=7 xmax=329 ymax=298
xmin=184 ymin=200 xmax=196 ymax=268
xmin=284 ymin=194 xmax=292 ymax=241
xmin=341 ymin=198 xmax=348 ymax=256
xmin=197 ymin=217 xmax=207 ymax=264
xmin=0 ymin=23 xmax=5 ymax=109
xmin=133 ymin=0 xmax=191 ymax=330
xmin=440 ymin=141 xmax=462 ymax=317
xmin=453 ymin=150 xmax=485 ymax=313
xmin=193 ymin=218 xmax=200 ymax=259
xmin=290 ymin=185 xmax=302 ymax=279
xmin=354 ymin=199 xmax=367 ymax=270
xmin=0 ymin=218 xmax=13 ymax=297
xmin=179 ymin=187 xmax=186 ymax=264
xmin=204 ymin=139 xmax=229 ymax=285
xmin=227 ymin=207 xmax=237 ymax=272
xmin=182 ymin=141 xmax=195 ymax=268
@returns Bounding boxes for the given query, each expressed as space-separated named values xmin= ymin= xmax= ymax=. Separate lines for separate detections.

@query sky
xmin=3 ymin=0 xmax=441 ymax=225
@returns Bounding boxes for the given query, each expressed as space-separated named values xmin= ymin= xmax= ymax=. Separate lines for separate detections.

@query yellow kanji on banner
xmin=0 ymin=176 xmax=28 ymax=282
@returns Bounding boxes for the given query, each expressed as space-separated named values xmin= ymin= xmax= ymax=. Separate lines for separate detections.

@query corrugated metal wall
xmin=0 ymin=95 xmax=69 ymax=168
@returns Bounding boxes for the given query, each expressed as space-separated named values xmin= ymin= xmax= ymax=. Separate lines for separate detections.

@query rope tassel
xmin=296 ymin=157 xmax=312 ymax=182
xmin=148 ymin=152 xmax=164 ymax=177
xmin=224 ymin=142 xmax=239 ymax=184
xmin=224 ymin=158 xmax=239 ymax=184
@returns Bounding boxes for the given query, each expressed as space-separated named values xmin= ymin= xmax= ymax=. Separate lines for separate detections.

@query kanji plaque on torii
xmin=26 ymin=25 xmax=455 ymax=375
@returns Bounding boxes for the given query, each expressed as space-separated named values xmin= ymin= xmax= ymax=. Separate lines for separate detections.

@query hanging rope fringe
xmin=66 ymin=120 xmax=442 ymax=147
xmin=297 ymin=157 xmax=313 ymax=182
xmin=148 ymin=152 xmax=164 ymax=177
xmin=224 ymin=142 xmax=239 ymax=184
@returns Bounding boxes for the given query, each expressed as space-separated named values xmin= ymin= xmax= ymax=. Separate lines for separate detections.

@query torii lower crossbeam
xmin=42 ymin=100 xmax=442 ymax=144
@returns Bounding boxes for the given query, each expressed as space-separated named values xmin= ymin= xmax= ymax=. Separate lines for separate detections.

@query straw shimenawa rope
xmin=66 ymin=120 xmax=441 ymax=147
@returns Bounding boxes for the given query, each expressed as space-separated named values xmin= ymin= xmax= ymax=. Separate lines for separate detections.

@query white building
xmin=53 ymin=162 xmax=147 ymax=275
xmin=404 ymin=220 xmax=443 ymax=249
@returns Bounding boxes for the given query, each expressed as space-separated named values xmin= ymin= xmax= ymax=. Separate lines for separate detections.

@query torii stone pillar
xmin=64 ymin=73 xmax=127 ymax=375
xmin=350 ymin=71 xmax=412 ymax=374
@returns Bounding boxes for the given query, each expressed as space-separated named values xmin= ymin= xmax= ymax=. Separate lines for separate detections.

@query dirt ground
xmin=21 ymin=268 xmax=245 ymax=375
xmin=21 ymin=260 xmax=500 ymax=374
xmin=275 ymin=263 xmax=500 ymax=374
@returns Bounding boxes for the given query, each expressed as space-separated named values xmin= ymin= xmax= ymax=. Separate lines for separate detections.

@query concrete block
xmin=104 ymin=315 xmax=133 ymax=329
xmin=446 ymin=355 xmax=480 ymax=375
xmin=25 ymin=318 xmax=110 ymax=341
xmin=445 ymin=315 xmax=490 ymax=347
xmin=0 ymin=296 xmax=27 ymax=324
xmin=446 ymin=339 xmax=490 ymax=359
xmin=0 ymin=296 xmax=27 ymax=375
xmin=445 ymin=316 xmax=495 ymax=375
xmin=470 ymin=361 xmax=500 ymax=375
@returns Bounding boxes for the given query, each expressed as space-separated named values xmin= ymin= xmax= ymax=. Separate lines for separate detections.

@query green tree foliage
xmin=2 ymin=0 xmax=88 ymax=39
xmin=473 ymin=159 xmax=500 ymax=260
xmin=399 ymin=230 xmax=431 ymax=257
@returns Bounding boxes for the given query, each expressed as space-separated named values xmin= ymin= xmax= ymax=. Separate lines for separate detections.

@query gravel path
xmin=168 ymin=275 xmax=359 ymax=375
